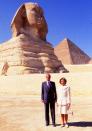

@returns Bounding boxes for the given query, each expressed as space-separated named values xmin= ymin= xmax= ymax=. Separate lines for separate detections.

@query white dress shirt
xmin=46 ymin=81 xmax=50 ymax=87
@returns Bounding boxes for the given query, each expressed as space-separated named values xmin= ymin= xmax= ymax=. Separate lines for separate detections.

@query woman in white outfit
xmin=57 ymin=77 xmax=71 ymax=128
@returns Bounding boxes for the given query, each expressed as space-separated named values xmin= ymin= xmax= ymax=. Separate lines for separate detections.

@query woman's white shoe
xmin=65 ymin=123 xmax=69 ymax=128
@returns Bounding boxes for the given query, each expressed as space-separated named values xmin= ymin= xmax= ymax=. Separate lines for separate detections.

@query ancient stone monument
xmin=88 ymin=59 xmax=92 ymax=64
xmin=0 ymin=2 xmax=66 ymax=75
xmin=54 ymin=38 xmax=91 ymax=64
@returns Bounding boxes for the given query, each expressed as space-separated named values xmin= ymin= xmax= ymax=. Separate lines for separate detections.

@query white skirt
xmin=58 ymin=105 xmax=68 ymax=114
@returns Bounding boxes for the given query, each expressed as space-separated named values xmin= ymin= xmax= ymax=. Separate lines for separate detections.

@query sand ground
xmin=0 ymin=96 xmax=92 ymax=131
xmin=0 ymin=73 xmax=92 ymax=131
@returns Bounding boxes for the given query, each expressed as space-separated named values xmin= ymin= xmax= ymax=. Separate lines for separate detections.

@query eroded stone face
xmin=11 ymin=3 xmax=48 ymax=41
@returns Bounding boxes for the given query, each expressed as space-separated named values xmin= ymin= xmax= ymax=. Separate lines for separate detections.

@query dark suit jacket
xmin=41 ymin=81 xmax=57 ymax=103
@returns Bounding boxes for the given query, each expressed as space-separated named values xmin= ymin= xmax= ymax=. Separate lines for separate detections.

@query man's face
xmin=46 ymin=74 xmax=51 ymax=81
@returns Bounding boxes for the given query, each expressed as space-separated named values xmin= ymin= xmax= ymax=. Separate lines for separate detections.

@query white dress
xmin=57 ymin=85 xmax=71 ymax=114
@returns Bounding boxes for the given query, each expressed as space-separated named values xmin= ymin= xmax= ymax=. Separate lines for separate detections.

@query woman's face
xmin=60 ymin=79 xmax=66 ymax=86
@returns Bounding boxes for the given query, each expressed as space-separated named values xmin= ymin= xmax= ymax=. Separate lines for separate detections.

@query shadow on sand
xmin=69 ymin=121 xmax=92 ymax=127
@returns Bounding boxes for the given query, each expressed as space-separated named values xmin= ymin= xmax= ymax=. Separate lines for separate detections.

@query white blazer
xmin=57 ymin=85 xmax=71 ymax=106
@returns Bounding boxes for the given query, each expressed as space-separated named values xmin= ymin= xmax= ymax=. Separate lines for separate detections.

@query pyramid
xmin=54 ymin=38 xmax=91 ymax=64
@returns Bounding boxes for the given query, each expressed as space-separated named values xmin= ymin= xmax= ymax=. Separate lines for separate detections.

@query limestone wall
xmin=64 ymin=64 xmax=92 ymax=72
xmin=0 ymin=72 xmax=92 ymax=96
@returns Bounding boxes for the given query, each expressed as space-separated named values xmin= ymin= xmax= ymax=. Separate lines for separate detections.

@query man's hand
xmin=56 ymin=103 xmax=59 ymax=107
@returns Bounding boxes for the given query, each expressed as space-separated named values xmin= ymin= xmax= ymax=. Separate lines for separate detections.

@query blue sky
xmin=0 ymin=0 xmax=92 ymax=57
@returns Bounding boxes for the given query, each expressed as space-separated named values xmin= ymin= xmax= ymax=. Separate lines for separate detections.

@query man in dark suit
xmin=41 ymin=73 xmax=57 ymax=127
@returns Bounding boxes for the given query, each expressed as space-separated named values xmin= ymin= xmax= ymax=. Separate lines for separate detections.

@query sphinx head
xmin=11 ymin=2 xmax=48 ymax=41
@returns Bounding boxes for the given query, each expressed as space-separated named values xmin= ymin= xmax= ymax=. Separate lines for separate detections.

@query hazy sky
xmin=0 ymin=0 xmax=92 ymax=57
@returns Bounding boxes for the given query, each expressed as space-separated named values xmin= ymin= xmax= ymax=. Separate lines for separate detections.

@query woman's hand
xmin=67 ymin=103 xmax=71 ymax=109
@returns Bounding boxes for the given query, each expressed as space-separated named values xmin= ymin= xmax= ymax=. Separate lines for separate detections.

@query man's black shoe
xmin=46 ymin=124 xmax=49 ymax=126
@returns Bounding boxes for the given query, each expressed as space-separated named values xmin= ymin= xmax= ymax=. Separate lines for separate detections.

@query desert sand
xmin=0 ymin=96 xmax=92 ymax=131
xmin=0 ymin=72 xmax=92 ymax=131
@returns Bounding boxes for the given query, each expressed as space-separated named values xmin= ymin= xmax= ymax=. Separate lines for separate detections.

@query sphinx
xmin=0 ymin=2 xmax=67 ymax=75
